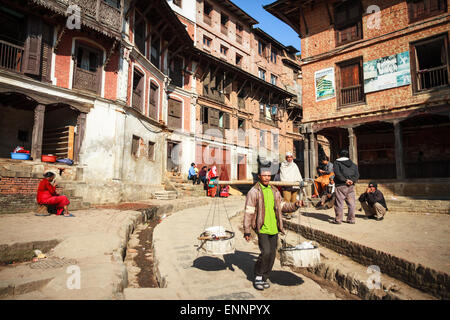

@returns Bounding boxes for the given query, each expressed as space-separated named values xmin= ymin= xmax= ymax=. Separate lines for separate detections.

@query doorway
xmin=237 ymin=154 xmax=246 ymax=180
xmin=167 ymin=141 xmax=181 ymax=172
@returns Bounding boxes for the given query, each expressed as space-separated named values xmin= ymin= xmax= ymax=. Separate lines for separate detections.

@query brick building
xmin=0 ymin=0 xmax=304 ymax=213
xmin=170 ymin=0 xmax=303 ymax=179
xmin=265 ymin=0 xmax=450 ymax=181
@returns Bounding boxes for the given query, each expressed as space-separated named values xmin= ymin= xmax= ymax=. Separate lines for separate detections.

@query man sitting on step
xmin=358 ymin=182 xmax=388 ymax=221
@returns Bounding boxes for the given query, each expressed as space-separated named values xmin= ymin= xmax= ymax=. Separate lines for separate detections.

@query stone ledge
xmin=284 ymin=219 xmax=449 ymax=299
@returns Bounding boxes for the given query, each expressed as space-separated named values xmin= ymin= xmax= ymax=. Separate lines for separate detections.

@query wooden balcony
xmin=416 ymin=65 xmax=449 ymax=91
xmin=32 ymin=0 xmax=122 ymax=36
xmin=340 ymin=84 xmax=364 ymax=106
xmin=0 ymin=39 xmax=23 ymax=73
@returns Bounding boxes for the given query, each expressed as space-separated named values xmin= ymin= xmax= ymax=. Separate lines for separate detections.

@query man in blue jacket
xmin=332 ymin=149 xmax=359 ymax=224
xmin=188 ymin=163 xmax=199 ymax=185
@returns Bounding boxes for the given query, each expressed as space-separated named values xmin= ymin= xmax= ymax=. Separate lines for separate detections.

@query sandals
xmin=253 ymin=277 xmax=265 ymax=290
xmin=263 ymin=281 xmax=270 ymax=289
xmin=330 ymin=219 xmax=341 ymax=224
xmin=63 ymin=213 xmax=75 ymax=217
xmin=35 ymin=213 xmax=51 ymax=216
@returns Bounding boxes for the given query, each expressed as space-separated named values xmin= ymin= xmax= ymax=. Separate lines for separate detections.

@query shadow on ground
xmin=192 ymin=250 xmax=304 ymax=286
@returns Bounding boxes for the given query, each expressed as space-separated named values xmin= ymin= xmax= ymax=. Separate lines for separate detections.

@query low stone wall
xmin=356 ymin=179 xmax=450 ymax=199
xmin=284 ymin=220 xmax=449 ymax=299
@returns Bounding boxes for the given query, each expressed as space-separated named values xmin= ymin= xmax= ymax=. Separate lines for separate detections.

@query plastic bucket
xmin=10 ymin=152 xmax=31 ymax=160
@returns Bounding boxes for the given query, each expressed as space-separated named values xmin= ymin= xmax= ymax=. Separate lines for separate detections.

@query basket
xmin=279 ymin=244 xmax=321 ymax=268
xmin=10 ymin=152 xmax=31 ymax=160
xmin=197 ymin=230 xmax=235 ymax=255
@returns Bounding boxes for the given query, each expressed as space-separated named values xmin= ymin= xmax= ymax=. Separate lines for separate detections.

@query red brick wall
xmin=53 ymin=29 xmax=119 ymax=100
xmin=0 ymin=177 xmax=39 ymax=214
xmin=299 ymin=0 xmax=450 ymax=123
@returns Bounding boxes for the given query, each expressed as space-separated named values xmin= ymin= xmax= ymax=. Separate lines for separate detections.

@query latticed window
xmin=334 ymin=0 xmax=363 ymax=46
xmin=407 ymin=0 xmax=447 ymax=23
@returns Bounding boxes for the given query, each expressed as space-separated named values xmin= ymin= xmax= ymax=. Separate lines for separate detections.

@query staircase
xmin=56 ymin=181 xmax=90 ymax=211
xmin=164 ymin=172 xmax=206 ymax=198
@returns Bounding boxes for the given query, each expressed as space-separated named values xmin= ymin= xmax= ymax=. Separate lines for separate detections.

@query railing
xmin=236 ymin=34 xmax=242 ymax=44
xmin=73 ymin=67 xmax=99 ymax=94
xmin=203 ymin=14 xmax=212 ymax=26
xmin=417 ymin=65 xmax=449 ymax=91
xmin=340 ymin=84 xmax=364 ymax=106
xmin=0 ymin=39 xmax=24 ymax=73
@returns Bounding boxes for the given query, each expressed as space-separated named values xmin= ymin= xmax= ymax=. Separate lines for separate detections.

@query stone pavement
xmin=125 ymin=197 xmax=342 ymax=300
xmin=0 ymin=197 xmax=214 ymax=299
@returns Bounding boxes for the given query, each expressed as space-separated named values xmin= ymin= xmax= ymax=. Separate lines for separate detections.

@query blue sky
xmin=231 ymin=0 xmax=301 ymax=53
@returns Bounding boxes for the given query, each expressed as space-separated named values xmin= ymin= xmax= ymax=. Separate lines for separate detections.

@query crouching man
xmin=358 ymin=181 xmax=388 ymax=221
xmin=243 ymin=167 xmax=303 ymax=291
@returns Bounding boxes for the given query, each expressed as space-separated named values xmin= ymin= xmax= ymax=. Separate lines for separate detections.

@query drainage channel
xmin=125 ymin=211 xmax=162 ymax=289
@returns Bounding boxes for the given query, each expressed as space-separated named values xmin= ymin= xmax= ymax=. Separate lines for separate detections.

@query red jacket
xmin=37 ymin=179 xmax=58 ymax=203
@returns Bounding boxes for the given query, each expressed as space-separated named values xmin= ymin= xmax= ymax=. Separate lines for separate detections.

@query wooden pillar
xmin=75 ymin=113 xmax=87 ymax=163
xmin=309 ymin=132 xmax=317 ymax=178
xmin=348 ymin=127 xmax=358 ymax=165
xmin=31 ymin=104 xmax=45 ymax=161
xmin=393 ymin=120 xmax=405 ymax=179
xmin=303 ymin=135 xmax=310 ymax=179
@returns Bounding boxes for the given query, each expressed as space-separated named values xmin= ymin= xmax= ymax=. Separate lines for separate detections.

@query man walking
xmin=359 ymin=182 xmax=388 ymax=221
xmin=243 ymin=167 xmax=302 ymax=290
xmin=280 ymin=152 xmax=303 ymax=219
xmin=332 ymin=149 xmax=359 ymax=224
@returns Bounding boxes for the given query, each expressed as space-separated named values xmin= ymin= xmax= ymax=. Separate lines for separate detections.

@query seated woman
xmin=36 ymin=172 xmax=73 ymax=217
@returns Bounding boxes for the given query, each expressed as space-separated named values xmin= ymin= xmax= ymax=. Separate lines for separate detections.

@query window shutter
xmin=23 ymin=15 xmax=42 ymax=75
xmin=168 ymin=98 xmax=182 ymax=128
xmin=340 ymin=63 xmax=359 ymax=88
xmin=224 ymin=113 xmax=230 ymax=129
xmin=209 ymin=108 xmax=219 ymax=127
xmin=149 ymin=83 xmax=158 ymax=119
xmin=41 ymin=23 xmax=53 ymax=82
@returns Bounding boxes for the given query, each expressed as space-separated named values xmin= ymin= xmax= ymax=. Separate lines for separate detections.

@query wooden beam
xmin=326 ymin=2 xmax=334 ymax=26
xmin=301 ymin=8 xmax=309 ymax=35
xmin=134 ymin=2 xmax=156 ymax=28
xmin=236 ymin=79 xmax=248 ymax=96
xmin=150 ymin=24 xmax=169 ymax=44
xmin=146 ymin=20 xmax=165 ymax=42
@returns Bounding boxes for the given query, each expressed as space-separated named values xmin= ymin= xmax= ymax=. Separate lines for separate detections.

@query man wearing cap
xmin=358 ymin=182 xmax=388 ymax=221
xmin=279 ymin=152 xmax=303 ymax=219
xmin=332 ymin=149 xmax=359 ymax=224
xmin=243 ymin=167 xmax=303 ymax=291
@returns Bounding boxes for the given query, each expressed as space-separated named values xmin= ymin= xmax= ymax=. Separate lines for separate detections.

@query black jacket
xmin=359 ymin=189 xmax=388 ymax=210
xmin=333 ymin=158 xmax=359 ymax=187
